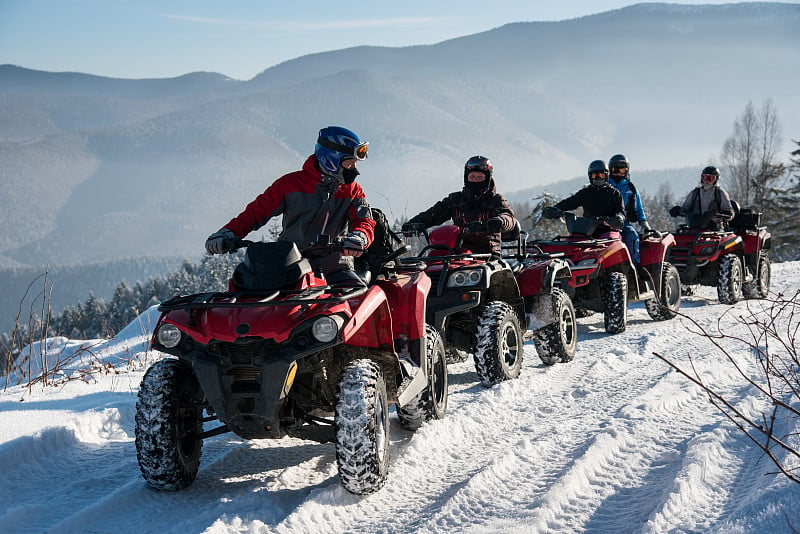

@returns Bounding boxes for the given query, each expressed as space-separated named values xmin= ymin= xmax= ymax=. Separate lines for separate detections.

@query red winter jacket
xmin=223 ymin=155 xmax=375 ymax=249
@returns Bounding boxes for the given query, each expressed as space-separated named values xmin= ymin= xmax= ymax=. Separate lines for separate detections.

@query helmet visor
xmin=589 ymin=171 xmax=608 ymax=180
xmin=701 ymin=173 xmax=717 ymax=184
xmin=317 ymin=137 xmax=369 ymax=161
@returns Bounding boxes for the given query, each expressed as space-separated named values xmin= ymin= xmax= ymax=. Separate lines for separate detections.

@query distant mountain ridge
xmin=1 ymin=2 xmax=798 ymax=268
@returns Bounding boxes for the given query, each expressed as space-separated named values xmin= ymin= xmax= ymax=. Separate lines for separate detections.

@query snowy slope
xmin=1 ymin=263 xmax=798 ymax=534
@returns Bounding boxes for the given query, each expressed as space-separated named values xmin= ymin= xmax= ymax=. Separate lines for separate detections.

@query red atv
xmin=532 ymin=212 xmax=681 ymax=334
xmin=668 ymin=204 xmax=771 ymax=303
xmin=400 ymin=223 xmax=526 ymax=387
xmin=501 ymin=227 xmax=578 ymax=365
xmin=136 ymin=237 xmax=447 ymax=496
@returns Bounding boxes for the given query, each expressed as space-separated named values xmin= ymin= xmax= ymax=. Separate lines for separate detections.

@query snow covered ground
xmin=1 ymin=263 xmax=798 ymax=534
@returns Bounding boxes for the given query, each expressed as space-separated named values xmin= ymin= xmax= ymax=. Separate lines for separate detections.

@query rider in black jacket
xmin=543 ymin=160 xmax=625 ymax=237
xmin=402 ymin=156 xmax=517 ymax=254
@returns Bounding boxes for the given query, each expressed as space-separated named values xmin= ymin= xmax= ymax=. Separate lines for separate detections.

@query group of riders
xmin=204 ymin=125 xmax=734 ymax=287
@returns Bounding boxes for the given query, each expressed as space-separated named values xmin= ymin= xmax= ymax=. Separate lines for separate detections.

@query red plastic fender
xmin=341 ymin=285 xmax=394 ymax=349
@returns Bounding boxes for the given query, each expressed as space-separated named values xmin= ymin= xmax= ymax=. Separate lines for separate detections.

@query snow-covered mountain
xmin=1 ymin=3 xmax=799 ymax=267
xmin=2 ymin=261 xmax=798 ymax=533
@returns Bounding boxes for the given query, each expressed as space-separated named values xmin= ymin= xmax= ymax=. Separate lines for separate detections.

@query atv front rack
xmin=159 ymin=286 xmax=368 ymax=312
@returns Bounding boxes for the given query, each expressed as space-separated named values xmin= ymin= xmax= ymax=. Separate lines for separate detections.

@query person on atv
xmin=542 ymin=159 xmax=626 ymax=238
xmin=607 ymin=154 xmax=652 ymax=264
xmin=669 ymin=166 xmax=734 ymax=231
xmin=205 ymin=126 xmax=376 ymax=287
xmin=400 ymin=155 xmax=517 ymax=255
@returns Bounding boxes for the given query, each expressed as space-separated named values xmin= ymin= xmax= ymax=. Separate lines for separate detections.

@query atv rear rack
xmin=530 ymin=237 xmax=618 ymax=248
xmin=159 ymin=286 xmax=368 ymax=312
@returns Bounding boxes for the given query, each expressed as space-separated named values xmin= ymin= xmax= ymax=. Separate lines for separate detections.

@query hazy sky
xmin=0 ymin=1 xmax=777 ymax=80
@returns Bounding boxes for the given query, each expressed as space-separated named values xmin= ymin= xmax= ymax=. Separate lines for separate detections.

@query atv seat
xmin=232 ymin=241 xmax=312 ymax=291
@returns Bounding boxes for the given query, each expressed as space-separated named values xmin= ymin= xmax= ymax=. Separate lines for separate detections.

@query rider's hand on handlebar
xmin=485 ymin=217 xmax=503 ymax=233
xmin=401 ymin=222 xmax=426 ymax=236
xmin=542 ymin=206 xmax=563 ymax=219
xmin=341 ymin=231 xmax=367 ymax=257
xmin=669 ymin=205 xmax=684 ymax=218
xmin=205 ymin=228 xmax=237 ymax=254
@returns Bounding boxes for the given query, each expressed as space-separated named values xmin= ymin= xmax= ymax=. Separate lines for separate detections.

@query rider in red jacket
xmin=205 ymin=126 xmax=376 ymax=287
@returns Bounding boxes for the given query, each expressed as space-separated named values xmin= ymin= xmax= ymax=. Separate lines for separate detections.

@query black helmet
xmin=588 ymin=159 xmax=609 ymax=183
xmin=608 ymin=154 xmax=629 ymax=180
xmin=463 ymin=155 xmax=493 ymax=199
xmin=701 ymin=166 xmax=720 ymax=185
xmin=464 ymin=155 xmax=493 ymax=181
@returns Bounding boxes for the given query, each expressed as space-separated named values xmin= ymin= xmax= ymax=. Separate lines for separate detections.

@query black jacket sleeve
xmin=407 ymin=193 xmax=457 ymax=228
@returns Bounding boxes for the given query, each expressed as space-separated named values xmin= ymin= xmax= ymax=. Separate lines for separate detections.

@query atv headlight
xmin=698 ymin=245 xmax=716 ymax=256
xmin=156 ymin=323 xmax=182 ymax=348
xmin=312 ymin=316 xmax=339 ymax=343
xmin=448 ymin=269 xmax=483 ymax=287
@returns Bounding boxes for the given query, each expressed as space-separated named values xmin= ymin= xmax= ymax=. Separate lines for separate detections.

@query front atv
xmin=136 ymin=238 xmax=447 ymax=495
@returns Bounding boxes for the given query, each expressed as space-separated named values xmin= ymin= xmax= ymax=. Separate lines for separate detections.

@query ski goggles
xmin=701 ymin=173 xmax=717 ymax=183
xmin=610 ymin=166 xmax=627 ymax=174
xmin=465 ymin=156 xmax=492 ymax=172
xmin=317 ymin=137 xmax=369 ymax=160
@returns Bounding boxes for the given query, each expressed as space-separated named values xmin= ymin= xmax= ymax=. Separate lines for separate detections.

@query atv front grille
xmin=217 ymin=339 xmax=279 ymax=393
xmin=219 ymin=339 xmax=279 ymax=365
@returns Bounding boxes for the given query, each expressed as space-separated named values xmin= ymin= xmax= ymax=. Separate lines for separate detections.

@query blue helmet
xmin=314 ymin=126 xmax=368 ymax=182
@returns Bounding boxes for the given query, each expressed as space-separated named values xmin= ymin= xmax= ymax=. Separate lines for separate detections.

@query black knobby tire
xmin=743 ymin=253 xmax=770 ymax=299
xmin=335 ymin=359 xmax=390 ymax=495
xmin=603 ymin=271 xmax=628 ymax=334
xmin=473 ymin=301 xmax=524 ymax=387
xmin=397 ymin=325 xmax=449 ymax=430
xmin=533 ymin=288 xmax=577 ymax=365
xmin=645 ymin=262 xmax=681 ymax=321
xmin=135 ymin=358 xmax=204 ymax=491
xmin=717 ymin=254 xmax=743 ymax=304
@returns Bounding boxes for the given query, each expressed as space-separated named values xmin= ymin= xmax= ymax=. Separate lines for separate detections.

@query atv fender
xmin=341 ymin=285 xmax=394 ymax=350
xmin=486 ymin=268 xmax=525 ymax=322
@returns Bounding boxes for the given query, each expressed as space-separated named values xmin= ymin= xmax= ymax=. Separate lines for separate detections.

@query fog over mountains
xmin=1 ymin=2 xmax=798 ymax=268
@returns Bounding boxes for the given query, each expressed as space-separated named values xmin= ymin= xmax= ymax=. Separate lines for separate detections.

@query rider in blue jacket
xmin=607 ymin=154 xmax=651 ymax=264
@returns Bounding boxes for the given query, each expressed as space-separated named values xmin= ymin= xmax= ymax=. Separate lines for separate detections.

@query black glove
xmin=542 ymin=206 xmax=563 ymax=219
xmin=205 ymin=228 xmax=237 ymax=254
xmin=465 ymin=220 xmax=487 ymax=234
xmin=669 ymin=206 xmax=683 ymax=218
xmin=401 ymin=222 xmax=425 ymax=236
xmin=485 ymin=217 xmax=503 ymax=234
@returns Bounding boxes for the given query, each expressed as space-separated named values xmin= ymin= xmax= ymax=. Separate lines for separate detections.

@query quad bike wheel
xmin=473 ymin=300 xmax=524 ymax=387
xmin=397 ymin=325 xmax=449 ymax=430
xmin=743 ymin=252 xmax=770 ymax=299
xmin=603 ymin=271 xmax=628 ymax=334
xmin=533 ymin=288 xmax=577 ymax=365
xmin=335 ymin=359 xmax=390 ymax=495
xmin=717 ymin=254 xmax=743 ymax=304
xmin=135 ymin=358 xmax=205 ymax=491
xmin=645 ymin=262 xmax=681 ymax=321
